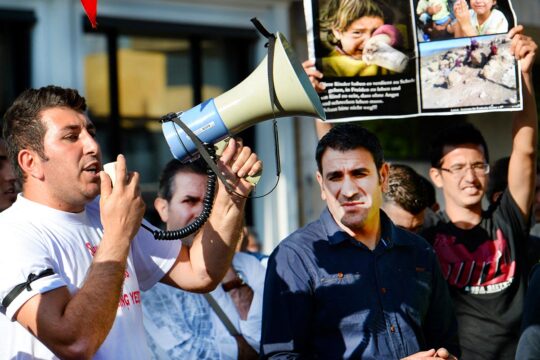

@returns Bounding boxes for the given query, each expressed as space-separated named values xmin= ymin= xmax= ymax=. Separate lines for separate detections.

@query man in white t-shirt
xmin=0 ymin=85 xmax=261 ymax=359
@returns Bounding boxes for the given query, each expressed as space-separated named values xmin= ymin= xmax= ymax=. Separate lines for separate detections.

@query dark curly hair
xmin=384 ymin=164 xmax=429 ymax=215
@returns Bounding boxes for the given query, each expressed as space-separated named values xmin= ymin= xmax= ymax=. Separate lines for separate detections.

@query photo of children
xmin=318 ymin=0 xmax=411 ymax=77
xmin=416 ymin=0 xmax=453 ymax=41
xmin=449 ymin=0 xmax=510 ymax=37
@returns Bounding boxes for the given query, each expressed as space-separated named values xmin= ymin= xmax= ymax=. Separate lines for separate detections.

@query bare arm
xmin=507 ymin=25 xmax=538 ymax=217
xmin=162 ymin=138 xmax=262 ymax=292
xmin=15 ymin=154 xmax=146 ymax=359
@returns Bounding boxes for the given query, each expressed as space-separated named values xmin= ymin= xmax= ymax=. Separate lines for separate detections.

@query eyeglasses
xmin=439 ymin=162 xmax=490 ymax=177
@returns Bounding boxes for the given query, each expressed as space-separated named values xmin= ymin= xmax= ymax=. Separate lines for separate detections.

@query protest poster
xmin=304 ymin=0 xmax=520 ymax=122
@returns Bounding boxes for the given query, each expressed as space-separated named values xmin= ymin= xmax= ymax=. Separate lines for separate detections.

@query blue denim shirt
xmin=261 ymin=209 xmax=459 ymax=359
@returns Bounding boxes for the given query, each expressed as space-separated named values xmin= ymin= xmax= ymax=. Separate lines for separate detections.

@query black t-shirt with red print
xmin=422 ymin=189 xmax=529 ymax=360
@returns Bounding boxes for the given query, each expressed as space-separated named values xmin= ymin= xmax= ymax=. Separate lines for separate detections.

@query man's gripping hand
xmin=99 ymin=154 xmax=146 ymax=242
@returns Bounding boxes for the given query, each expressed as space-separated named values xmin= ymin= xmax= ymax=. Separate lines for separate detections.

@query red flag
xmin=81 ymin=0 xmax=98 ymax=28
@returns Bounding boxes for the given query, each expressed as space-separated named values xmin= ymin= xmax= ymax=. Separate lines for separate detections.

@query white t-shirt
xmin=142 ymin=252 xmax=266 ymax=359
xmin=0 ymin=194 xmax=181 ymax=360
xmin=470 ymin=8 xmax=509 ymax=35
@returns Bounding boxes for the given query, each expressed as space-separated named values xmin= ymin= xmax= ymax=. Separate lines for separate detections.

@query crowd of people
xmin=0 ymin=8 xmax=537 ymax=360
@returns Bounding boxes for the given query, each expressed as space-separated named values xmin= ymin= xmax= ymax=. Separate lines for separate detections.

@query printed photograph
xmin=416 ymin=0 xmax=515 ymax=42
xmin=316 ymin=0 xmax=414 ymax=77
xmin=419 ymin=33 xmax=519 ymax=109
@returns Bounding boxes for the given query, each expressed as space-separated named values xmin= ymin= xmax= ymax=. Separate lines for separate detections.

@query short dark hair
xmin=384 ymin=164 xmax=429 ymax=215
xmin=157 ymin=158 xmax=207 ymax=201
xmin=316 ymin=123 xmax=384 ymax=173
xmin=429 ymin=122 xmax=489 ymax=168
xmin=2 ymin=85 xmax=87 ymax=182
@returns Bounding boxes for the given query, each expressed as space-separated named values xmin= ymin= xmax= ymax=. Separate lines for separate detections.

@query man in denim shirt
xmin=261 ymin=124 xmax=459 ymax=359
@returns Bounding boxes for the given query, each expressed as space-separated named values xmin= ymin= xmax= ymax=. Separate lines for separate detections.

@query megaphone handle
xmin=214 ymin=139 xmax=261 ymax=186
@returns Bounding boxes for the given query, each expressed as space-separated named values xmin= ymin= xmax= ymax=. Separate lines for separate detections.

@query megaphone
xmin=161 ymin=32 xmax=326 ymax=162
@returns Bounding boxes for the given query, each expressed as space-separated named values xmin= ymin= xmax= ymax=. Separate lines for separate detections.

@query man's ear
xmin=18 ymin=150 xmax=44 ymax=180
xmin=429 ymin=167 xmax=444 ymax=188
xmin=154 ymin=197 xmax=169 ymax=223
xmin=379 ymin=163 xmax=389 ymax=193
xmin=316 ymin=171 xmax=327 ymax=201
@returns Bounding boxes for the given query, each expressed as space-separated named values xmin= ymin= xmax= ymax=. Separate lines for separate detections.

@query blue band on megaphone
xmin=162 ymin=99 xmax=229 ymax=161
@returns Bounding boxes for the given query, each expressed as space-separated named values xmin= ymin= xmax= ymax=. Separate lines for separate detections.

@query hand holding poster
xmin=304 ymin=0 xmax=520 ymax=121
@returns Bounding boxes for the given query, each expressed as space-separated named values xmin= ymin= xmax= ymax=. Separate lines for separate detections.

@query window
xmin=0 ymin=9 xmax=35 ymax=119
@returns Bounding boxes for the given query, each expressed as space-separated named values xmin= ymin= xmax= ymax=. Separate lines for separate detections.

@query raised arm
xmin=162 ymin=138 xmax=262 ymax=292
xmin=14 ymin=154 xmax=146 ymax=359
xmin=507 ymin=25 xmax=538 ymax=217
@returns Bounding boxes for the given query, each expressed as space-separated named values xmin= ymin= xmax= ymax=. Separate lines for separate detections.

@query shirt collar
xmin=320 ymin=207 xmax=417 ymax=248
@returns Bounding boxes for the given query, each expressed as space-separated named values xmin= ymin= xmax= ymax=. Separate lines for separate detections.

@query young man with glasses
xmin=421 ymin=26 xmax=537 ymax=360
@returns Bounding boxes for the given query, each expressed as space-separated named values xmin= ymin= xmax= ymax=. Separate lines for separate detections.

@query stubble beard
xmin=340 ymin=209 xmax=369 ymax=232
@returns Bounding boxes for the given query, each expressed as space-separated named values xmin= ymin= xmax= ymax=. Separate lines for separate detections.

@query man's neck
xmin=23 ymin=185 xmax=86 ymax=213
xmin=445 ymin=202 xmax=483 ymax=230
xmin=339 ymin=216 xmax=381 ymax=251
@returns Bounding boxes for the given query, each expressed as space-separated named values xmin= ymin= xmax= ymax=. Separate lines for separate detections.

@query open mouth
xmin=462 ymin=186 xmax=480 ymax=195
xmin=83 ymin=162 xmax=100 ymax=174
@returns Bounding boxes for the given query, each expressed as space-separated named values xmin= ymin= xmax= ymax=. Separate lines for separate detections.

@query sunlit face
xmin=0 ymin=141 xmax=17 ymax=211
xmin=35 ymin=108 xmax=101 ymax=212
xmin=382 ymin=201 xmax=425 ymax=233
xmin=332 ymin=16 xmax=384 ymax=59
xmin=432 ymin=144 xmax=488 ymax=210
xmin=317 ymin=147 xmax=387 ymax=233
xmin=156 ymin=171 xmax=207 ymax=231
xmin=470 ymin=0 xmax=496 ymax=17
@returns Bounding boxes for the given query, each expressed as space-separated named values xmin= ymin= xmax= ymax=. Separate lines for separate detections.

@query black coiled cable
xmin=140 ymin=145 xmax=218 ymax=240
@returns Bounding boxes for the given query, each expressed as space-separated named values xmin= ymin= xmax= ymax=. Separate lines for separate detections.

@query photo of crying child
xmin=318 ymin=0 xmax=412 ymax=77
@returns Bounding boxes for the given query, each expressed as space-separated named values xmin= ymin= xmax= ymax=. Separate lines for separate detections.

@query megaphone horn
xmin=161 ymin=30 xmax=326 ymax=162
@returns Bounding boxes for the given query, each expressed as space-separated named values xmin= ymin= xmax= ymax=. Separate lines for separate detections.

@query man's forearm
xmin=188 ymin=183 xmax=246 ymax=289
xmin=26 ymin=236 xmax=131 ymax=359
